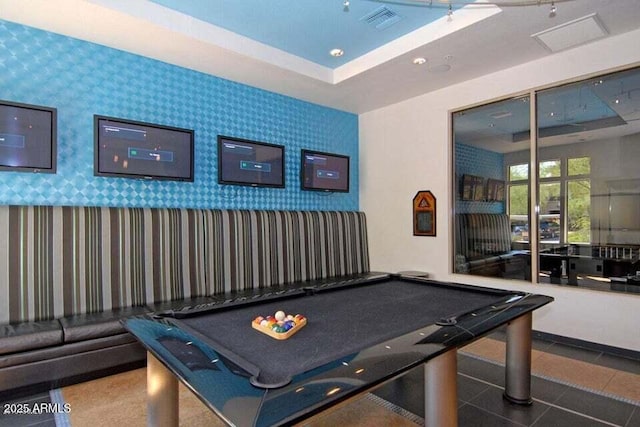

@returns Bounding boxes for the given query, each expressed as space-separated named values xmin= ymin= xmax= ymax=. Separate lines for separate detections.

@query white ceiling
xmin=1 ymin=0 xmax=639 ymax=114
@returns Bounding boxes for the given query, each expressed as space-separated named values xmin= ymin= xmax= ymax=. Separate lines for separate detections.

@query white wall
xmin=360 ymin=29 xmax=640 ymax=351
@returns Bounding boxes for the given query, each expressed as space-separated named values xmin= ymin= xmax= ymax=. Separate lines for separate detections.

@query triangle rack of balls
xmin=252 ymin=310 xmax=307 ymax=340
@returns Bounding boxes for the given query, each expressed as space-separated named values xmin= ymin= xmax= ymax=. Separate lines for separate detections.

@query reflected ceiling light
xmin=326 ymin=387 xmax=341 ymax=396
xmin=352 ymin=1 xmax=576 ymax=18
xmin=343 ymin=0 xmax=350 ymax=12
xmin=330 ymin=48 xmax=344 ymax=57
xmin=489 ymin=111 xmax=512 ymax=119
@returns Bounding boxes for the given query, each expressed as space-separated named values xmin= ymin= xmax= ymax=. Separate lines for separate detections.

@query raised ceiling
xmin=148 ymin=0 xmax=465 ymax=68
xmin=1 ymin=0 xmax=639 ymax=113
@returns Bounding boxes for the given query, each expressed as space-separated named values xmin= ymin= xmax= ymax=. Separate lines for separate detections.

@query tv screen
xmin=301 ymin=149 xmax=350 ymax=192
xmin=0 ymin=100 xmax=56 ymax=173
xmin=218 ymin=136 xmax=285 ymax=188
xmin=94 ymin=115 xmax=194 ymax=181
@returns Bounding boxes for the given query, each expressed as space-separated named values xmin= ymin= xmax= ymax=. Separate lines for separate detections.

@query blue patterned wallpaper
xmin=0 ymin=20 xmax=358 ymax=210
xmin=455 ymin=143 xmax=505 ymax=214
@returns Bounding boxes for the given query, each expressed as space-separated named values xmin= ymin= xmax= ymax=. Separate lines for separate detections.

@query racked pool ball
xmin=283 ymin=320 xmax=295 ymax=331
xmin=275 ymin=310 xmax=286 ymax=321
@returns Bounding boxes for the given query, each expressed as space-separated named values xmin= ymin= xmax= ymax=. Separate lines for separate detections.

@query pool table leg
xmin=504 ymin=312 xmax=533 ymax=405
xmin=147 ymin=352 xmax=179 ymax=427
xmin=424 ymin=349 xmax=458 ymax=427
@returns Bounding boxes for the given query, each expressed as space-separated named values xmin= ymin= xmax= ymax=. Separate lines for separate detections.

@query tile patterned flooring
xmin=1 ymin=331 xmax=638 ymax=426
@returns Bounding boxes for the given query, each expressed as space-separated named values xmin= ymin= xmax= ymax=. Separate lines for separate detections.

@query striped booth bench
xmin=0 ymin=206 xmax=380 ymax=395
xmin=454 ymin=213 xmax=527 ymax=278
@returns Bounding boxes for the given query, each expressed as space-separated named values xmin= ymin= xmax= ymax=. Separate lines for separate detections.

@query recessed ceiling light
xmin=413 ymin=57 xmax=427 ymax=65
xmin=329 ymin=48 xmax=344 ymax=57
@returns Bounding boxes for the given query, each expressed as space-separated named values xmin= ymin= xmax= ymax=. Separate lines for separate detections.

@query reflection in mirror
xmin=452 ymin=96 xmax=531 ymax=281
xmin=535 ymin=67 xmax=640 ymax=293
xmin=452 ymin=65 xmax=640 ymax=294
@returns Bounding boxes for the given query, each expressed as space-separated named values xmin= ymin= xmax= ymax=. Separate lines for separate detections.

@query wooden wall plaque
xmin=413 ymin=191 xmax=436 ymax=236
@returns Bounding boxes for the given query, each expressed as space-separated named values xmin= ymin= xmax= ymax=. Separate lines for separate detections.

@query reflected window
xmin=540 ymin=160 xmax=561 ymax=178
xmin=509 ymin=164 xmax=529 ymax=181
xmin=567 ymin=179 xmax=591 ymax=243
xmin=568 ymin=157 xmax=590 ymax=176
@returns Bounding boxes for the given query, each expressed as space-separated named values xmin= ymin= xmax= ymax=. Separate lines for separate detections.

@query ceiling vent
xmin=360 ymin=6 xmax=402 ymax=30
xmin=532 ymin=13 xmax=608 ymax=53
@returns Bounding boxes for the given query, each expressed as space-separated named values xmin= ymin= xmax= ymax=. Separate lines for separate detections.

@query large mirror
xmin=453 ymin=66 xmax=640 ymax=294
xmin=452 ymin=95 xmax=531 ymax=281
xmin=534 ymin=67 xmax=640 ymax=293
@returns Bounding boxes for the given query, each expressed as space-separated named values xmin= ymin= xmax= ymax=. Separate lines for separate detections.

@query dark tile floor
xmin=373 ymin=331 xmax=640 ymax=427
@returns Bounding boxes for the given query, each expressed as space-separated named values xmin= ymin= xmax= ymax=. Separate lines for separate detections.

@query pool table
xmin=125 ymin=275 xmax=553 ymax=427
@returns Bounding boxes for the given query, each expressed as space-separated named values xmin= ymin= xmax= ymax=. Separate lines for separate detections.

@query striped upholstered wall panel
xmin=106 ymin=207 xmax=148 ymax=311
xmin=455 ymin=213 xmax=512 ymax=259
xmin=0 ymin=207 xmax=369 ymax=323
xmin=202 ymin=210 xmax=370 ymax=294
xmin=147 ymin=208 xmax=207 ymax=304
xmin=61 ymin=206 xmax=108 ymax=317
xmin=0 ymin=206 xmax=207 ymax=323
xmin=0 ymin=206 xmax=56 ymax=324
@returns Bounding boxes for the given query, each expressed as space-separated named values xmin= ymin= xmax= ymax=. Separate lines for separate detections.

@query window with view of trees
xmin=507 ymin=158 xmax=590 ymax=244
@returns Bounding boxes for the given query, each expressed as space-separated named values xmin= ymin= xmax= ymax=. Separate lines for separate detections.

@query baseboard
xmin=533 ymin=330 xmax=640 ymax=361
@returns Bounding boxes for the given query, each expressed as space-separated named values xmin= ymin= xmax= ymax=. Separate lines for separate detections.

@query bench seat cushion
xmin=59 ymin=306 xmax=151 ymax=343
xmin=0 ymin=333 xmax=139 ymax=369
xmin=0 ymin=320 xmax=63 ymax=355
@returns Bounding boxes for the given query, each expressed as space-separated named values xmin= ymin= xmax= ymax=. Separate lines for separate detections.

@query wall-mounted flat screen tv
xmin=218 ymin=136 xmax=285 ymax=188
xmin=94 ymin=115 xmax=194 ymax=181
xmin=0 ymin=100 xmax=57 ymax=173
xmin=301 ymin=149 xmax=350 ymax=192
